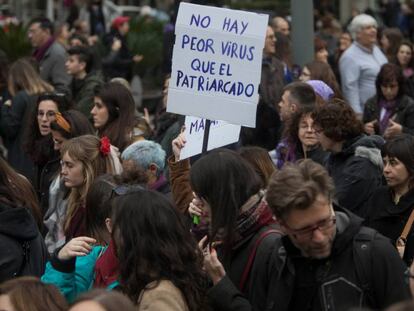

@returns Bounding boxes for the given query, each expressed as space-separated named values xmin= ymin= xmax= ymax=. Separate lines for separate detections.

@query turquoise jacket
xmin=41 ymin=246 xmax=118 ymax=302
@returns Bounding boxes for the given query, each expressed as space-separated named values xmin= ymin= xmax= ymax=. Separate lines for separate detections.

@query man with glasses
xmin=263 ymin=159 xmax=410 ymax=310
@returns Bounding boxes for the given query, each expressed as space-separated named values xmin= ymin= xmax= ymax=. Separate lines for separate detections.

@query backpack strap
xmin=239 ymin=228 xmax=281 ymax=292
xmin=353 ymin=226 xmax=377 ymax=308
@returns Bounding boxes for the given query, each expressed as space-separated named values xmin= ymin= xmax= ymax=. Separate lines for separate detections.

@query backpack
xmin=352 ymin=226 xmax=377 ymax=308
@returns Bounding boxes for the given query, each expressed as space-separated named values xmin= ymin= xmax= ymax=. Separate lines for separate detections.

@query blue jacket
xmin=41 ymin=246 xmax=118 ymax=302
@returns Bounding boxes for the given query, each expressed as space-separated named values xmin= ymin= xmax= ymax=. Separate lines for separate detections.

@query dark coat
xmin=267 ymin=209 xmax=410 ymax=311
xmin=240 ymin=100 xmax=282 ymax=150
xmin=36 ymin=157 xmax=61 ymax=218
xmin=0 ymin=91 xmax=36 ymax=181
xmin=102 ymin=31 xmax=134 ymax=81
xmin=260 ymin=56 xmax=285 ymax=106
xmin=363 ymin=94 xmax=414 ymax=136
xmin=71 ymin=72 xmax=103 ymax=118
xmin=365 ymin=186 xmax=414 ymax=265
xmin=241 ymin=56 xmax=285 ymax=150
xmin=327 ymin=135 xmax=384 ymax=218
xmin=209 ymin=209 xmax=411 ymax=311
xmin=208 ymin=224 xmax=282 ymax=311
xmin=0 ymin=203 xmax=48 ymax=282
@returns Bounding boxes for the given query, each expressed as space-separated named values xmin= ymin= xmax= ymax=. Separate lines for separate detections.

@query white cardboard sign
xmin=167 ymin=2 xmax=268 ymax=127
xmin=180 ymin=116 xmax=241 ymax=160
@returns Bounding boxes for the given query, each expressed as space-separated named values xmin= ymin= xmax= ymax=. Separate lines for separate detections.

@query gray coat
xmin=38 ymin=42 xmax=71 ymax=94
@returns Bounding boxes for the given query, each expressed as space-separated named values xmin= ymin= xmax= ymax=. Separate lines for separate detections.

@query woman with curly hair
xmin=24 ymin=92 xmax=70 ymax=216
xmin=312 ymin=99 xmax=384 ymax=218
xmin=112 ymin=190 xmax=207 ymax=310
xmin=363 ymin=63 xmax=414 ymax=139
xmin=273 ymin=106 xmax=328 ymax=169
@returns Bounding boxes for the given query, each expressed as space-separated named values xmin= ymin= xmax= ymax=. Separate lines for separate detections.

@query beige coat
xmin=137 ymin=280 xmax=189 ymax=311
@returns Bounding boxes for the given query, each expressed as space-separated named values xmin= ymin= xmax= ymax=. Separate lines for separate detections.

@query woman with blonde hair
xmin=60 ymin=134 xmax=122 ymax=240
xmin=0 ymin=57 xmax=53 ymax=180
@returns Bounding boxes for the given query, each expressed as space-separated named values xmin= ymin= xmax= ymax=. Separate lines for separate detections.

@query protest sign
xmin=180 ymin=116 xmax=241 ymax=160
xmin=167 ymin=3 xmax=267 ymax=127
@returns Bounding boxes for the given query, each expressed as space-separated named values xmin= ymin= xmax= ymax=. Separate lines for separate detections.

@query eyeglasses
xmin=283 ymin=215 xmax=336 ymax=240
xmin=404 ymin=267 xmax=414 ymax=284
xmin=37 ymin=111 xmax=56 ymax=119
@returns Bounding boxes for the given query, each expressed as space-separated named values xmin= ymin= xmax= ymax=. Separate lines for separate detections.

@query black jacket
xmin=363 ymin=94 xmax=414 ymax=136
xmin=36 ymin=157 xmax=61 ymax=218
xmin=208 ymin=209 xmax=410 ymax=311
xmin=365 ymin=186 xmax=414 ymax=265
xmin=102 ymin=31 xmax=134 ymax=81
xmin=327 ymin=135 xmax=384 ymax=218
xmin=0 ymin=203 xmax=48 ymax=282
xmin=267 ymin=209 xmax=410 ymax=311
xmin=208 ymin=224 xmax=282 ymax=311
xmin=0 ymin=91 xmax=36 ymax=181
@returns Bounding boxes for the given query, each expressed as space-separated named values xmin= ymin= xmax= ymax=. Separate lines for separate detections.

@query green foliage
xmin=0 ymin=24 xmax=31 ymax=62
xmin=127 ymin=16 xmax=166 ymax=87
xmin=223 ymin=0 xmax=290 ymax=14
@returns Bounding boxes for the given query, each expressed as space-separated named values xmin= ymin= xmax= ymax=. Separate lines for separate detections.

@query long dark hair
xmin=85 ymin=168 xmax=148 ymax=245
xmin=24 ymin=92 xmax=71 ymax=165
xmin=0 ymin=157 xmax=42 ymax=229
xmin=94 ymin=82 xmax=136 ymax=151
xmin=111 ymin=190 xmax=206 ymax=310
xmin=190 ymin=149 xmax=262 ymax=256
xmin=382 ymin=134 xmax=414 ymax=188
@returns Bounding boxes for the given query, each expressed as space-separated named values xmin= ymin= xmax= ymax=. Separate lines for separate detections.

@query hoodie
xmin=0 ymin=203 xmax=47 ymax=282
xmin=327 ymin=134 xmax=385 ymax=218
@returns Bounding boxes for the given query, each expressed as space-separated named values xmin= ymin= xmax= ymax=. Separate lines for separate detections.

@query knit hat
xmin=306 ymin=80 xmax=334 ymax=102
xmin=112 ymin=16 xmax=130 ymax=29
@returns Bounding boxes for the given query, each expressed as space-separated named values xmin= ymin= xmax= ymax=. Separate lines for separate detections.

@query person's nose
xmin=383 ymin=163 xmax=391 ymax=174
xmin=311 ymin=228 xmax=326 ymax=243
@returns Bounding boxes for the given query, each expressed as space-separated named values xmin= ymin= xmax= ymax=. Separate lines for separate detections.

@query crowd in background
xmin=4 ymin=1 xmax=414 ymax=311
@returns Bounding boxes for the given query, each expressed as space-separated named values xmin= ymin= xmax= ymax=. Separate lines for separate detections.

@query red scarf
xmin=94 ymin=240 xmax=119 ymax=288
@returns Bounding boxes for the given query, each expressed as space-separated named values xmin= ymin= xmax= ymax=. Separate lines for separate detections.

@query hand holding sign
xmin=167 ymin=3 xmax=268 ymax=127
xmin=172 ymin=129 xmax=187 ymax=162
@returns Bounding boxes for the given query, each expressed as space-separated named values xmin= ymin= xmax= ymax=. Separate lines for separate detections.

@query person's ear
xmin=105 ymin=218 xmax=112 ymax=233
xmin=79 ymin=61 xmax=86 ymax=72
xmin=149 ymin=163 xmax=158 ymax=175
xmin=276 ymin=218 xmax=288 ymax=234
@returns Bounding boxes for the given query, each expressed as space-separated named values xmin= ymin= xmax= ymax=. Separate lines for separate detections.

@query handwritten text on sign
xmin=167 ymin=3 xmax=268 ymax=127
xmin=180 ymin=116 xmax=241 ymax=160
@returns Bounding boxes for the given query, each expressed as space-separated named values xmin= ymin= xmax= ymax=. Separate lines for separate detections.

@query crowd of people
xmin=4 ymin=1 xmax=414 ymax=311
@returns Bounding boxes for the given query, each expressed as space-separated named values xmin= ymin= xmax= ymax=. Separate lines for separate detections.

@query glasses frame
xmin=283 ymin=214 xmax=336 ymax=240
